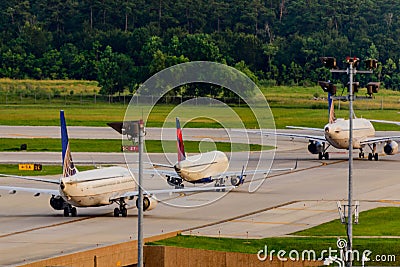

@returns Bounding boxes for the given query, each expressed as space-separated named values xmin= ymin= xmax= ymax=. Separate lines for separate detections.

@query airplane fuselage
xmin=60 ymin=166 xmax=135 ymax=207
xmin=174 ymin=151 xmax=229 ymax=183
xmin=324 ymin=118 xmax=375 ymax=149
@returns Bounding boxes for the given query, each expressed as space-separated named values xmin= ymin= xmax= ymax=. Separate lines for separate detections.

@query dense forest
xmin=1 ymin=0 xmax=400 ymax=95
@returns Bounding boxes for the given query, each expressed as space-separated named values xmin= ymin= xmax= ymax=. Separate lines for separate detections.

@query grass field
xmin=148 ymin=207 xmax=400 ymax=266
xmin=293 ymin=207 xmax=400 ymax=237
xmin=0 ymin=78 xmax=100 ymax=94
xmin=1 ymin=83 xmax=400 ymax=129
xmin=0 ymin=138 xmax=272 ymax=153
xmin=0 ymin=164 xmax=95 ymax=176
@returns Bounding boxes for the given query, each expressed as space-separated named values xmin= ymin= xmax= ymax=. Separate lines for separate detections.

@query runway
xmin=0 ymin=129 xmax=400 ymax=266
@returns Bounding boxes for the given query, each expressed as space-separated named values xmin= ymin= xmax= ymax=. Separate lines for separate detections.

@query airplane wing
xmin=150 ymin=162 xmax=175 ymax=168
xmin=141 ymin=168 xmax=177 ymax=177
xmin=0 ymin=186 xmax=59 ymax=196
xmin=369 ymin=119 xmax=400 ymax=126
xmin=223 ymin=163 xmax=297 ymax=177
xmin=0 ymin=174 xmax=60 ymax=184
xmin=240 ymin=129 xmax=326 ymax=142
xmin=286 ymin=126 xmax=325 ymax=132
xmin=0 ymin=174 xmax=61 ymax=196
xmin=138 ymin=162 xmax=295 ymax=179
xmin=360 ymin=135 xmax=400 ymax=145
xmin=109 ymin=185 xmax=236 ymax=201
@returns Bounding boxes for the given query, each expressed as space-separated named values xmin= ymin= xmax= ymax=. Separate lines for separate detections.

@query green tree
xmin=97 ymin=45 xmax=119 ymax=94
xmin=178 ymin=34 xmax=221 ymax=61
xmin=40 ymin=49 xmax=64 ymax=79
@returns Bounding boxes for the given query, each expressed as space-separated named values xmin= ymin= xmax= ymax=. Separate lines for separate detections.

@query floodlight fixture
xmin=107 ymin=121 xmax=140 ymax=141
xmin=364 ymin=59 xmax=378 ymax=70
xmin=318 ymin=81 xmax=337 ymax=95
xmin=366 ymin=82 xmax=380 ymax=96
xmin=347 ymin=82 xmax=359 ymax=93
xmin=320 ymin=57 xmax=337 ymax=69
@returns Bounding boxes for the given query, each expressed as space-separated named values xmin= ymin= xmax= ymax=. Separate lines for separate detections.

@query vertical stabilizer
xmin=176 ymin=117 xmax=186 ymax=162
xmin=328 ymin=92 xmax=335 ymax=123
xmin=60 ymin=110 xmax=78 ymax=177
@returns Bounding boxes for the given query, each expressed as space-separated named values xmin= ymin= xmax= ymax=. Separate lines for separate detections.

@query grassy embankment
xmin=0 ymin=138 xmax=272 ymax=175
xmin=1 ymin=79 xmax=400 ymax=129
xmin=0 ymin=164 xmax=95 ymax=176
xmin=148 ymin=207 xmax=400 ymax=266
xmin=0 ymin=138 xmax=271 ymax=153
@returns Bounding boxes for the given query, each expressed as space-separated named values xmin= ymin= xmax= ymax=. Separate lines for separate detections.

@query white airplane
xmin=143 ymin=118 xmax=295 ymax=189
xmin=0 ymin=111 xmax=235 ymax=217
xmin=242 ymin=99 xmax=400 ymax=161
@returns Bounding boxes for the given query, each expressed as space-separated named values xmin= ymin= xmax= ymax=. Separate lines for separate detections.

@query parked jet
xmin=143 ymin=118 xmax=295 ymax=188
xmin=0 ymin=111 xmax=234 ymax=217
xmin=242 ymin=98 xmax=400 ymax=161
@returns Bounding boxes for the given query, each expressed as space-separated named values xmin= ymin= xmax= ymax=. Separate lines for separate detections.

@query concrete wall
xmin=18 ymin=231 xmax=179 ymax=267
xmin=144 ymin=246 xmax=324 ymax=267
xmin=20 ymin=233 xmax=323 ymax=267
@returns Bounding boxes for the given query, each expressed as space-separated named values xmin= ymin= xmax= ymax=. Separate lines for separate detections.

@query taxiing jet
xmin=0 ymin=111 xmax=235 ymax=217
xmin=242 ymin=97 xmax=400 ymax=161
xmin=143 ymin=118 xmax=295 ymax=188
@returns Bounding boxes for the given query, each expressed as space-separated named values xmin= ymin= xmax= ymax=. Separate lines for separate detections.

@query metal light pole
xmin=137 ymin=119 xmax=144 ymax=267
xmin=323 ymin=57 xmax=376 ymax=267
xmin=347 ymin=62 xmax=355 ymax=267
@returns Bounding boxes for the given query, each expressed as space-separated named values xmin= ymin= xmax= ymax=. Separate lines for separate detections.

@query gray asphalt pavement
xmin=0 ymin=145 xmax=399 ymax=266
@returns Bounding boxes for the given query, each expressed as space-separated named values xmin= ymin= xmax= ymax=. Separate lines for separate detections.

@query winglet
xmin=176 ymin=117 xmax=186 ymax=162
xmin=239 ymin=165 xmax=245 ymax=185
xmin=293 ymin=159 xmax=298 ymax=170
xmin=60 ymin=110 xmax=78 ymax=177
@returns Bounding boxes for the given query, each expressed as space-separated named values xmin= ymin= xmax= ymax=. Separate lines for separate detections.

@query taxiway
xmin=0 ymin=130 xmax=399 ymax=266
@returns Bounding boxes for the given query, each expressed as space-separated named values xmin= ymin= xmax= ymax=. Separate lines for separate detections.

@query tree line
xmin=1 ymin=0 xmax=400 ymax=95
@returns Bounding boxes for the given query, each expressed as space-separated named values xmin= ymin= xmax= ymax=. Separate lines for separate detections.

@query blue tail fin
xmin=328 ymin=92 xmax=335 ymax=123
xmin=60 ymin=110 xmax=78 ymax=177
xmin=176 ymin=117 xmax=186 ymax=162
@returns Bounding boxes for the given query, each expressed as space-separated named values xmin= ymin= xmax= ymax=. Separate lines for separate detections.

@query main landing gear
xmin=214 ymin=177 xmax=227 ymax=192
xmin=167 ymin=176 xmax=184 ymax=189
xmin=114 ymin=198 xmax=128 ymax=217
xmin=318 ymin=143 xmax=331 ymax=160
xmin=360 ymin=144 xmax=379 ymax=161
xmin=367 ymin=153 xmax=379 ymax=161
xmin=63 ymin=204 xmax=77 ymax=217
xmin=318 ymin=152 xmax=329 ymax=160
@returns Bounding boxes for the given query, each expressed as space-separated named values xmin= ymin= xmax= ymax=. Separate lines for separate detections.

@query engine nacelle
xmin=136 ymin=196 xmax=158 ymax=211
xmin=384 ymin=141 xmax=398 ymax=155
xmin=308 ymin=141 xmax=323 ymax=154
xmin=50 ymin=195 xmax=67 ymax=210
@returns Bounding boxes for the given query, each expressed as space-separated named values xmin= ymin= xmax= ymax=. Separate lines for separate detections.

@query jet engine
xmin=308 ymin=141 xmax=323 ymax=154
xmin=384 ymin=141 xmax=398 ymax=155
xmin=136 ymin=196 xmax=158 ymax=211
xmin=50 ymin=195 xmax=67 ymax=210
